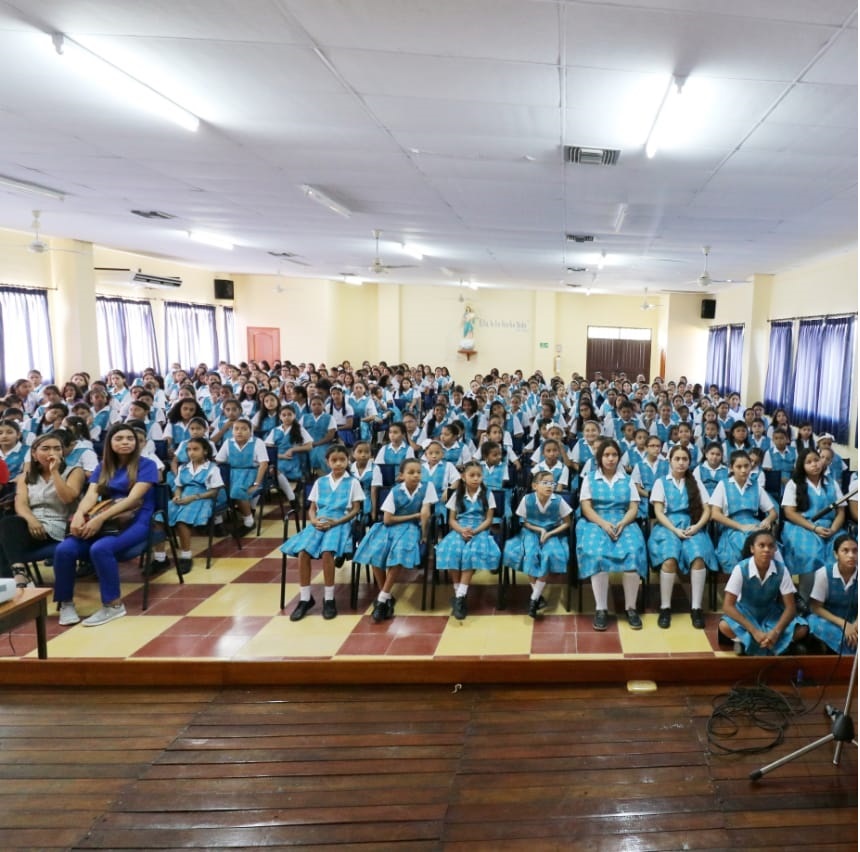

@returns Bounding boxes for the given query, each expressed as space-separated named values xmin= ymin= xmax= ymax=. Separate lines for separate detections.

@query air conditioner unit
xmin=131 ymin=271 xmax=182 ymax=289
xmin=94 ymin=268 xmax=182 ymax=289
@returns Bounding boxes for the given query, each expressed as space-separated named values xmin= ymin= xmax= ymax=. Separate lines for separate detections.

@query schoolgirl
xmin=237 ymin=380 xmax=260 ymax=418
xmin=252 ymin=391 xmax=281 ymax=438
xmin=302 ymin=395 xmax=337 ymax=474
xmin=434 ymin=462 xmax=500 ymax=619
xmin=794 ymin=421 xmax=816 ymax=453
xmin=503 ymin=469 xmax=572 ymax=618
xmin=718 ymin=530 xmax=808 ymax=656
xmin=632 ymin=434 xmax=669 ymax=520
xmin=696 ymin=419 xmax=723 ymax=455
xmin=723 ymin=421 xmax=752 ymax=460
xmin=266 ymin=406 xmax=312 ymax=498
xmin=781 ymin=448 xmax=845 ymax=600
xmin=436 ymin=422 xmax=472 ymax=468
xmin=107 ymin=371 xmax=131 ymax=415
xmin=651 ymin=403 xmax=677 ymax=445
xmin=210 ymin=398 xmax=242 ymax=447
xmin=479 ymin=440 xmax=511 ymax=515
xmin=768 ymin=428 xmax=797 ymax=491
xmin=693 ymin=442 xmax=729 ymax=497
xmin=532 ymin=438 xmax=569 ymax=492
xmin=420 ymin=402 xmax=451 ymax=443
xmin=808 ymin=535 xmax=857 ymax=654
xmin=374 ymin=422 xmax=415 ymax=466
xmin=709 ymin=450 xmax=778 ymax=573
xmin=62 ymin=415 xmax=99 ymax=475
xmin=327 ymin=385 xmax=355 ymax=446
xmin=37 ymin=402 xmax=69 ymax=436
xmin=166 ymin=398 xmax=207 ymax=454
xmin=155 ymin=437 xmax=224 ymax=574
xmin=214 ymin=417 xmax=269 ymax=530
xmin=648 ymin=445 xmax=718 ymax=629
xmin=86 ymin=386 xmax=115 ymax=442
xmin=349 ymin=381 xmax=378 ymax=444
xmin=0 ymin=419 xmax=29 ymax=480
xmin=421 ymin=440 xmax=461 ymax=522
xmin=349 ymin=441 xmax=376 ymax=520
xmin=577 ymin=439 xmax=647 ymax=630
xmin=568 ymin=419 xmax=602 ymax=482
xmin=353 ymin=457 xmax=437 ymax=623
xmin=816 ymin=434 xmax=846 ymax=485
xmin=749 ymin=418 xmax=772 ymax=454
xmin=621 ymin=428 xmax=649 ymax=474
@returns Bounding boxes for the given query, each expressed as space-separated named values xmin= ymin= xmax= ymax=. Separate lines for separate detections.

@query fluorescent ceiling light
xmin=51 ymin=33 xmax=200 ymax=132
xmin=0 ymin=174 xmax=66 ymax=201
xmin=188 ymin=230 xmax=234 ymax=250
xmin=401 ymin=242 xmax=424 ymax=260
xmin=341 ymin=275 xmax=364 ymax=286
xmin=597 ymin=251 xmax=606 ymax=271
xmin=300 ymin=184 xmax=351 ymax=218
xmin=613 ymin=203 xmax=628 ymax=233
xmin=644 ymin=75 xmax=686 ymax=159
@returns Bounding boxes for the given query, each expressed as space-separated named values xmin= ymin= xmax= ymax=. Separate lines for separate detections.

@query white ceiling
xmin=0 ymin=0 xmax=855 ymax=294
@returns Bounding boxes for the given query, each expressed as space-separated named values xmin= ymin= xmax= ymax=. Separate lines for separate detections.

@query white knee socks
xmin=660 ymin=570 xmax=675 ymax=609
xmin=622 ymin=572 xmax=640 ymax=610
xmin=691 ymin=568 xmax=706 ymax=610
xmin=591 ymin=572 xmax=609 ymax=610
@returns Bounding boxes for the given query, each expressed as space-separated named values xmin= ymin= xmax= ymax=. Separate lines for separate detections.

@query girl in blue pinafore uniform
xmin=0 ymin=420 xmax=29 ymax=481
xmin=215 ymin=418 xmax=268 ymax=531
xmin=435 ymin=462 xmax=500 ymax=620
xmin=503 ymin=470 xmax=572 ymax=619
xmin=709 ymin=451 xmax=779 ymax=573
xmin=808 ymin=535 xmax=858 ymax=654
xmin=577 ymin=439 xmax=647 ymax=631
xmin=719 ymin=530 xmax=808 ymax=656
xmin=649 ymin=445 xmax=718 ymax=630
xmin=349 ymin=441 xmax=376 ymax=520
xmin=632 ymin=434 xmax=668 ymax=522
xmin=281 ymin=444 xmax=365 ymax=622
xmin=161 ymin=438 xmax=224 ymax=574
xmin=421 ymin=440 xmax=460 ymax=524
xmin=349 ymin=381 xmax=377 ymax=444
xmin=480 ymin=440 xmax=511 ymax=519
xmin=781 ymin=448 xmax=845 ymax=601
xmin=374 ymin=422 xmax=414 ymax=466
xmin=694 ymin=442 xmax=728 ymax=497
xmin=252 ymin=392 xmax=281 ymax=439
xmin=266 ymin=406 xmax=312 ymax=499
xmin=169 ymin=418 xmax=215 ymax=487
xmin=353 ymin=458 xmax=437 ymax=624
xmin=302 ymin=396 xmax=337 ymax=474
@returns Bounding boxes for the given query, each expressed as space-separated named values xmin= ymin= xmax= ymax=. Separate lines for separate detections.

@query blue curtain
xmin=763 ymin=321 xmax=794 ymax=413
xmin=0 ymin=286 xmax=54 ymax=394
xmin=790 ymin=320 xmax=824 ymax=428
xmin=221 ymin=306 xmax=235 ymax=364
xmin=725 ymin=325 xmax=744 ymax=395
xmin=96 ymin=297 xmax=159 ymax=380
xmin=164 ymin=302 xmax=218 ymax=374
xmin=704 ymin=326 xmax=728 ymax=394
xmin=816 ymin=316 xmax=855 ymax=443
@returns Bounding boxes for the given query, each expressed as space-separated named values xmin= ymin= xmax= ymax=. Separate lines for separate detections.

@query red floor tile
xmin=184 ymin=633 xmax=253 ymax=658
xmin=338 ymin=633 xmax=396 ymax=655
xmin=0 ymin=634 xmax=37 ymax=657
xmin=531 ymin=634 xmax=579 ymax=655
xmin=132 ymin=635 xmax=209 ymax=657
xmin=388 ymin=634 xmax=442 ymax=656
xmin=394 ymin=616 xmax=450 ymax=636
xmin=577 ymin=632 xmax=624 ymax=654
xmin=350 ymin=615 xmax=401 ymax=635
xmin=532 ymin=615 xmax=580 ymax=635
xmin=235 ymin=566 xmax=283 ymax=583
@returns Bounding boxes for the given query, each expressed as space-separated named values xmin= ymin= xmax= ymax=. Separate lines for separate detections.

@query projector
xmin=0 ymin=577 xmax=17 ymax=604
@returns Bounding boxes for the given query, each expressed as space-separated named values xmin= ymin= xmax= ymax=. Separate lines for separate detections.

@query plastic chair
xmin=216 ymin=463 xmax=245 ymax=551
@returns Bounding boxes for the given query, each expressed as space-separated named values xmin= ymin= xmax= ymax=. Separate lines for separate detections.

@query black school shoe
xmin=657 ymin=608 xmax=672 ymax=629
xmin=593 ymin=609 xmax=609 ymax=631
xmin=452 ymin=596 xmax=468 ymax=620
xmin=371 ymin=600 xmax=387 ymax=623
xmin=177 ymin=558 xmax=193 ymax=576
xmin=626 ymin=609 xmax=643 ymax=630
xmin=528 ymin=598 xmax=541 ymax=619
xmin=322 ymin=599 xmax=337 ymax=620
xmin=290 ymin=597 xmax=316 ymax=622
xmin=690 ymin=609 xmax=705 ymax=630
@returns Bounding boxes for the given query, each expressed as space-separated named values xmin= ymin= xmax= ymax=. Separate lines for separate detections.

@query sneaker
xmin=177 ymin=558 xmax=193 ymax=576
xmin=322 ymin=599 xmax=337 ymax=620
xmin=58 ymin=602 xmax=80 ymax=626
xmin=690 ymin=609 xmax=705 ymax=630
xmin=626 ymin=609 xmax=643 ymax=630
xmin=289 ymin=597 xmax=316 ymax=622
xmin=528 ymin=597 xmax=541 ymax=619
xmin=657 ymin=608 xmax=672 ymax=629
xmin=81 ymin=603 xmax=127 ymax=627
xmin=593 ymin=609 xmax=608 ymax=631
xmin=452 ymin=596 xmax=468 ymax=620
xmin=371 ymin=599 xmax=387 ymax=623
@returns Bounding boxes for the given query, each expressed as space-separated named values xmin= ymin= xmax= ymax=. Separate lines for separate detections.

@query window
xmin=96 ymin=296 xmax=159 ymax=379
xmin=221 ymin=306 xmax=235 ymax=364
xmin=0 ymin=286 xmax=54 ymax=393
xmin=163 ymin=302 xmax=218 ymax=373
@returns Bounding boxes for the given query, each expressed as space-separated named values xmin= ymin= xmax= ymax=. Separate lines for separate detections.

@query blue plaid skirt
xmin=807 ymin=613 xmax=856 ymax=655
xmin=722 ymin=603 xmax=806 ymax=656
xmin=781 ymin=522 xmax=832 ymax=575
xmin=353 ymin=521 xmax=422 ymax=569
xmin=280 ymin=521 xmax=354 ymax=559
xmin=436 ymin=529 xmax=500 ymax=572
xmin=575 ymin=519 xmax=647 ymax=579
xmin=167 ymin=498 xmax=214 ymax=528
xmin=503 ymin=529 xmax=569 ymax=578
xmin=648 ymin=527 xmax=718 ymax=573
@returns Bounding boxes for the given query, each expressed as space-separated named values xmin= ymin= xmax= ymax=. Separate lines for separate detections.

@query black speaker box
xmin=700 ymin=298 xmax=716 ymax=319
xmin=214 ymin=279 xmax=234 ymax=300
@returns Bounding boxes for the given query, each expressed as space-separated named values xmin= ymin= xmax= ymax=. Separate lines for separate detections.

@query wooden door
xmin=586 ymin=337 xmax=651 ymax=382
xmin=246 ymin=327 xmax=280 ymax=366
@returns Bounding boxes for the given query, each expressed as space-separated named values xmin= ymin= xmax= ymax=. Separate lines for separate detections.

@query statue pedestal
xmin=457 ymin=349 xmax=478 ymax=361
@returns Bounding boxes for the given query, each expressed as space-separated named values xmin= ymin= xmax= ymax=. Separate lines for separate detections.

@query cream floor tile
xmin=617 ymin=614 xmax=714 ymax=653
xmin=41 ymin=616 xmax=180 ymax=658
xmin=155 ymin=558 xmax=260 ymax=585
xmin=235 ymin=613 xmax=362 ymax=658
xmin=435 ymin=614 xmax=533 ymax=656
xmin=188 ymin=583 xmax=285 ymax=617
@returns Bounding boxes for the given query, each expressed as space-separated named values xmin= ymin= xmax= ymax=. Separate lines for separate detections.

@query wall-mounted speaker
xmin=700 ymin=298 xmax=716 ymax=320
xmin=214 ymin=278 xmax=234 ymax=300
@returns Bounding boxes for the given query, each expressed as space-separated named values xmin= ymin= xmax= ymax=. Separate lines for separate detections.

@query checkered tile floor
xmin=1 ymin=517 xmax=730 ymax=661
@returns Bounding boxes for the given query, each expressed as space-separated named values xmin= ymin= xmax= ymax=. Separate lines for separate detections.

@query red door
xmin=246 ymin=327 xmax=280 ymax=365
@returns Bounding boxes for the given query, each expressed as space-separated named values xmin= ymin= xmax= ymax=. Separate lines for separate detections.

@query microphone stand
xmin=808 ymin=488 xmax=857 ymax=523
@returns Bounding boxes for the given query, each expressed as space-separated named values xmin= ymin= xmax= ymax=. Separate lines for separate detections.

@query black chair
xmin=255 ymin=445 xmax=293 ymax=536
xmin=763 ymin=469 xmax=782 ymax=502
xmin=348 ymin=485 xmax=392 ymax=610
xmin=216 ymin=464 xmax=245 ymax=551
xmin=377 ymin=463 xmax=397 ymax=487
xmin=153 ymin=439 xmax=169 ymax=462
xmin=115 ymin=483 xmax=182 ymax=611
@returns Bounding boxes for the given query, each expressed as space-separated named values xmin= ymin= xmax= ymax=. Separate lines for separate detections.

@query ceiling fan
xmin=640 ymin=288 xmax=659 ymax=311
xmin=13 ymin=210 xmax=79 ymax=254
xmin=369 ymin=229 xmax=417 ymax=275
xmin=692 ymin=245 xmax=731 ymax=288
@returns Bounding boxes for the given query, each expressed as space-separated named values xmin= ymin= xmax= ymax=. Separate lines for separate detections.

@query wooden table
xmin=0 ymin=588 xmax=52 ymax=659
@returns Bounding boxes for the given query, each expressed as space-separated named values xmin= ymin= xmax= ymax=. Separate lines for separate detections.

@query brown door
xmin=246 ymin=327 xmax=280 ymax=366
xmin=586 ymin=337 xmax=651 ymax=381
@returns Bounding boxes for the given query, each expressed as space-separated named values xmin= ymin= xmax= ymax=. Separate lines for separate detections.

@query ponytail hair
xmin=455 ymin=461 xmax=488 ymax=516
xmin=668 ymin=444 xmax=703 ymax=522
xmin=792 ymin=448 xmax=820 ymax=513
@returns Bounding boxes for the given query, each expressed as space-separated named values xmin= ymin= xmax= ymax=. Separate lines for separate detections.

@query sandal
xmin=12 ymin=567 xmax=34 ymax=589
